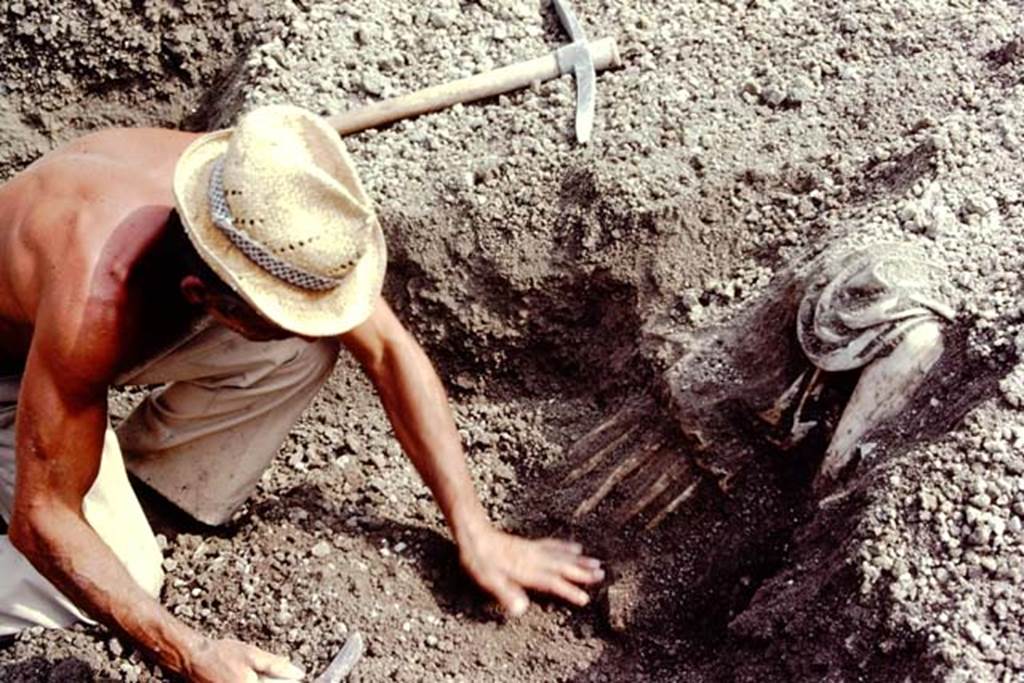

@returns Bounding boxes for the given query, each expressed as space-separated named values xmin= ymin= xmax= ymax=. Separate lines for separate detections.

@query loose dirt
xmin=1 ymin=1 xmax=1023 ymax=681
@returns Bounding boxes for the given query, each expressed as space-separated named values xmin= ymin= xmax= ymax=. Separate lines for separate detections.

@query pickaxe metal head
xmin=327 ymin=1 xmax=619 ymax=143
xmin=552 ymin=0 xmax=598 ymax=144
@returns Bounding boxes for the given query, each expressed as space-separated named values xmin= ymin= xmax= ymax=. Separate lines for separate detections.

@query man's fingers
xmin=533 ymin=575 xmax=592 ymax=606
xmin=554 ymin=560 xmax=606 ymax=585
xmin=554 ymin=553 xmax=603 ymax=575
xmin=248 ymin=647 xmax=305 ymax=680
xmin=540 ymin=539 xmax=583 ymax=556
xmin=534 ymin=545 xmax=604 ymax=585
xmin=480 ymin=571 xmax=531 ymax=618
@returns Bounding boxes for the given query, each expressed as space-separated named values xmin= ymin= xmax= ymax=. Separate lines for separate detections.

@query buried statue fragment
xmin=566 ymin=242 xmax=956 ymax=528
xmin=797 ymin=243 xmax=955 ymax=489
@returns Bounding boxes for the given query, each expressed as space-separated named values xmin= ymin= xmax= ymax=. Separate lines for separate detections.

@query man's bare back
xmin=0 ymin=128 xmax=200 ymax=375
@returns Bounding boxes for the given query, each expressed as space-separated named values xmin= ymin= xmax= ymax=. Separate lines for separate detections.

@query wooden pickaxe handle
xmin=328 ymin=37 xmax=620 ymax=136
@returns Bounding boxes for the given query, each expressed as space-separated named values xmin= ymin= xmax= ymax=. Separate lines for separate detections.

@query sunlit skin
xmin=0 ymin=128 xmax=603 ymax=683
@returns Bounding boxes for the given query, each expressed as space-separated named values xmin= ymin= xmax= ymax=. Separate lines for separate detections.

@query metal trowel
xmin=259 ymin=631 xmax=365 ymax=683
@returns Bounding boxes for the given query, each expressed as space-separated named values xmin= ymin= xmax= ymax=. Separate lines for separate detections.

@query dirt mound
xmin=2 ymin=1 xmax=1024 ymax=681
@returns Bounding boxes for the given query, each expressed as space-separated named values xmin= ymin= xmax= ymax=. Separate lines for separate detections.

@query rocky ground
xmin=1 ymin=0 xmax=1023 ymax=681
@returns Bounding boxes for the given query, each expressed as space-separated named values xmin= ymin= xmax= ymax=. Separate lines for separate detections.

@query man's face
xmin=207 ymin=291 xmax=296 ymax=341
xmin=181 ymin=276 xmax=295 ymax=341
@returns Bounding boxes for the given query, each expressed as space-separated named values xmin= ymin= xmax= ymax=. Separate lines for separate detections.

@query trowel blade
xmin=257 ymin=631 xmax=365 ymax=683
xmin=314 ymin=631 xmax=365 ymax=683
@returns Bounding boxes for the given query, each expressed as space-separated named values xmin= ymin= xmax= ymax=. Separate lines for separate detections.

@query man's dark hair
xmin=165 ymin=209 xmax=238 ymax=298
xmin=164 ymin=210 xmax=287 ymax=333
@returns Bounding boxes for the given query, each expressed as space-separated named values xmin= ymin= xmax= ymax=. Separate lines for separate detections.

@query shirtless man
xmin=0 ymin=105 xmax=603 ymax=682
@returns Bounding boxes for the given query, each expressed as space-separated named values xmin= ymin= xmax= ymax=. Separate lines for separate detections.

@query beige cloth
xmin=0 ymin=324 xmax=339 ymax=636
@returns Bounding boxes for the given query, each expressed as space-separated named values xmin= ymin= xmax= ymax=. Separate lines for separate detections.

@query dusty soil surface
xmin=2 ymin=1 xmax=1023 ymax=681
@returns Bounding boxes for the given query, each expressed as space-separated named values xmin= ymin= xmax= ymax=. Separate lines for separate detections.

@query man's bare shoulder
xmin=2 ymin=127 xmax=202 ymax=213
xmin=25 ymin=127 xmax=200 ymax=188
xmin=0 ymin=126 xmax=202 ymax=377
xmin=59 ymin=126 xmax=199 ymax=152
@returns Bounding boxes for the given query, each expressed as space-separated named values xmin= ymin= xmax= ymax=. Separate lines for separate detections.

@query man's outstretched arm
xmin=9 ymin=319 xmax=302 ymax=683
xmin=341 ymin=299 xmax=604 ymax=616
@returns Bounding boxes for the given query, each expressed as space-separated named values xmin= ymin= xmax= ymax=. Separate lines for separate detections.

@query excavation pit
xmin=2 ymin=1 xmax=1024 ymax=681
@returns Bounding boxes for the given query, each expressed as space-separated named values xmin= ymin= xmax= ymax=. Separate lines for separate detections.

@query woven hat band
xmin=207 ymin=157 xmax=342 ymax=292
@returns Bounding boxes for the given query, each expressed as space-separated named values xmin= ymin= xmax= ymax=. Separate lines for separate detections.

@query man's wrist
xmin=448 ymin=502 xmax=493 ymax=548
xmin=177 ymin=632 xmax=212 ymax=678
xmin=142 ymin=614 xmax=207 ymax=676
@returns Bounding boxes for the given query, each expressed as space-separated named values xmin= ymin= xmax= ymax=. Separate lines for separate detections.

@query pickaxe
xmin=328 ymin=0 xmax=619 ymax=144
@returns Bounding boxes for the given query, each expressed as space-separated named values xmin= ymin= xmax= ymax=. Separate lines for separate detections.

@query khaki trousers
xmin=0 ymin=323 xmax=339 ymax=636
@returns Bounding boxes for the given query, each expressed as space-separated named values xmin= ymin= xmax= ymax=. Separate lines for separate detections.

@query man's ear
xmin=180 ymin=275 xmax=209 ymax=306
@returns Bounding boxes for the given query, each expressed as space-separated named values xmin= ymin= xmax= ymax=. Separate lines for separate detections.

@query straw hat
xmin=173 ymin=104 xmax=386 ymax=337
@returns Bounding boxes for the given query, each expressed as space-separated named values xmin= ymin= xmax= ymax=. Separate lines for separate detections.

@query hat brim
xmin=173 ymin=130 xmax=387 ymax=338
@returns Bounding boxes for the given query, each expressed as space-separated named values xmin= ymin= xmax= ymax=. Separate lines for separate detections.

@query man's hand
xmin=186 ymin=638 xmax=305 ymax=683
xmin=458 ymin=527 xmax=604 ymax=617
